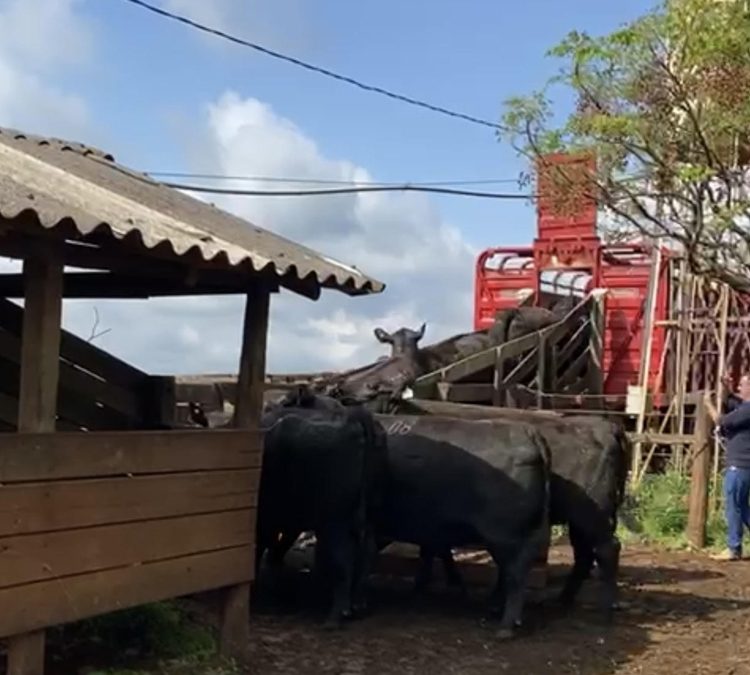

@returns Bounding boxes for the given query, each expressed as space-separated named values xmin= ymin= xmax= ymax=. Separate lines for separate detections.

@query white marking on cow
xmin=387 ymin=419 xmax=413 ymax=435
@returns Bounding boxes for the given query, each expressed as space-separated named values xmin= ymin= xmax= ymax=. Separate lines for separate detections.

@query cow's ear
xmin=417 ymin=322 xmax=426 ymax=340
xmin=374 ymin=327 xmax=392 ymax=343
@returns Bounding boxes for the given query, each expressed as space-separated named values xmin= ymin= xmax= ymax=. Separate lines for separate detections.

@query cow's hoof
xmin=351 ymin=602 xmax=369 ymax=619
xmin=322 ymin=617 xmax=344 ymax=631
xmin=495 ymin=627 xmax=515 ymax=641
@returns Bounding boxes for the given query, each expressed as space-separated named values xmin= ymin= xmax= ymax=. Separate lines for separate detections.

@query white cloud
xmin=0 ymin=0 xmax=476 ymax=377
xmin=159 ymin=0 xmax=313 ymax=55
xmin=76 ymin=93 xmax=477 ymax=375
xmin=0 ymin=0 xmax=91 ymax=137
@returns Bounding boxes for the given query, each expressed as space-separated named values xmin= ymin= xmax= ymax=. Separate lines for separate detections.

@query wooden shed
xmin=0 ymin=127 xmax=384 ymax=675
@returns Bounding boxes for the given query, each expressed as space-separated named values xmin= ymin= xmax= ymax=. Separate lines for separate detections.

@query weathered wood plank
xmin=223 ymin=280 xmax=270 ymax=662
xmin=437 ymin=382 xmax=493 ymax=403
xmin=0 ymin=328 xmax=140 ymax=420
xmin=0 ymin=510 xmax=255 ymax=589
xmin=398 ymin=398 xmax=562 ymax=419
xmin=6 ymin=631 xmax=44 ymax=675
xmin=0 ymin=469 xmax=259 ymax=536
xmin=0 ymin=356 xmax=132 ymax=430
xmin=0 ymin=546 xmax=253 ymax=638
xmin=0 ymin=430 xmax=261 ymax=483
xmin=0 ymin=297 xmax=147 ymax=389
xmin=17 ymin=247 xmax=63 ymax=433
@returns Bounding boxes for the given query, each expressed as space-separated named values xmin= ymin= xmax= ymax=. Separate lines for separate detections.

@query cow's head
xmin=374 ymin=323 xmax=426 ymax=358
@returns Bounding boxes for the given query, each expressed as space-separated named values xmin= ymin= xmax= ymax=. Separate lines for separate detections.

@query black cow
xmin=374 ymin=323 xmax=492 ymax=373
xmin=256 ymin=402 xmax=388 ymax=628
xmin=411 ymin=409 xmax=630 ymax=618
xmin=376 ymin=413 xmax=551 ymax=638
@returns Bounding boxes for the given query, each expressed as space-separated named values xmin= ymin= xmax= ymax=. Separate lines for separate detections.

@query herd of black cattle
xmin=188 ymin=304 xmax=631 ymax=640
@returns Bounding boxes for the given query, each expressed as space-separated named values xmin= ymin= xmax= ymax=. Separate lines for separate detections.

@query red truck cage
xmin=474 ymin=153 xmax=671 ymax=398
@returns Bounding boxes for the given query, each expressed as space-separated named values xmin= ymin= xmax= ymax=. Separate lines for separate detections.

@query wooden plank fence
xmin=0 ymin=298 xmax=175 ymax=431
xmin=0 ymin=429 xmax=260 ymax=639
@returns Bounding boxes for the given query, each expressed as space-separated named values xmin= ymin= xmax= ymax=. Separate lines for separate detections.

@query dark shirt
xmin=719 ymin=394 xmax=750 ymax=469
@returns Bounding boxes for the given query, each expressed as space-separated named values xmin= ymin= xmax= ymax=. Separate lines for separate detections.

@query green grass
xmin=47 ymin=601 xmax=233 ymax=675
xmin=618 ymin=467 xmax=739 ymax=552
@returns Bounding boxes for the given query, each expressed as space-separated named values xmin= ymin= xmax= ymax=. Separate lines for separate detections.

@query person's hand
xmin=721 ymin=373 xmax=734 ymax=392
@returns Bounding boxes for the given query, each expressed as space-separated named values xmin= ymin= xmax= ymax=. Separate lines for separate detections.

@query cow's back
xmin=382 ymin=430 xmax=548 ymax=550
xmin=376 ymin=414 xmax=549 ymax=475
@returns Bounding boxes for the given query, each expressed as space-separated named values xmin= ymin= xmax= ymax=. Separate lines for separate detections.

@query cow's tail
xmin=611 ymin=423 xmax=636 ymax=534
xmin=345 ymin=406 xmax=380 ymax=523
xmin=495 ymin=308 xmax=519 ymax=344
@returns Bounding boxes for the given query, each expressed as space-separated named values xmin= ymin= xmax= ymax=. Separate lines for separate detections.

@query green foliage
xmin=48 ymin=602 xmax=221 ymax=674
xmin=501 ymin=0 xmax=750 ymax=290
xmin=620 ymin=468 xmax=739 ymax=551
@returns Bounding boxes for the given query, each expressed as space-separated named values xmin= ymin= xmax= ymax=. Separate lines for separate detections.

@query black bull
xmin=256 ymin=402 xmax=388 ymax=627
xmin=262 ymin=393 xmax=551 ymax=637
xmin=377 ymin=414 xmax=551 ymax=637
xmin=393 ymin=411 xmax=631 ymax=615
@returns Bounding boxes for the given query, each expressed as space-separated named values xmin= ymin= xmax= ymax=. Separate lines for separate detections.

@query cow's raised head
xmin=374 ymin=323 xmax=426 ymax=358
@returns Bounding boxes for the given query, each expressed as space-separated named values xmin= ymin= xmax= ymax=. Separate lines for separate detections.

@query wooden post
xmin=536 ymin=333 xmax=551 ymax=410
xmin=7 ymin=246 xmax=64 ymax=675
xmin=587 ymin=289 xmax=605 ymax=395
xmin=492 ymin=345 xmax=504 ymax=407
xmin=219 ymin=280 xmax=270 ymax=663
xmin=687 ymin=398 xmax=712 ymax=549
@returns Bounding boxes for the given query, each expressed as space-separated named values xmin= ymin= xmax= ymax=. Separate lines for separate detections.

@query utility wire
xmin=147 ymin=171 xmax=522 ymax=187
xmin=163 ymin=181 xmax=535 ymax=199
xmin=120 ymin=0 xmax=506 ymax=132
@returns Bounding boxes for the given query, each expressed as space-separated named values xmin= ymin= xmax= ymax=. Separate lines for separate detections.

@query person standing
xmin=707 ymin=374 xmax=750 ymax=561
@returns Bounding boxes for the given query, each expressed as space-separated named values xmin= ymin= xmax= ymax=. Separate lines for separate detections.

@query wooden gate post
xmin=687 ymin=398 xmax=712 ymax=549
xmin=219 ymin=280 xmax=271 ymax=663
xmin=7 ymin=245 xmax=64 ymax=675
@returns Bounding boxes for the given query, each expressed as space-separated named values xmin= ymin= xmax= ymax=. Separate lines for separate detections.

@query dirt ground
xmin=247 ymin=543 xmax=750 ymax=675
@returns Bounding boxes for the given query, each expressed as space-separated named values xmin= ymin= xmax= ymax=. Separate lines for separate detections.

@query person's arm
xmin=720 ymin=401 xmax=750 ymax=434
xmin=725 ymin=393 xmax=744 ymax=414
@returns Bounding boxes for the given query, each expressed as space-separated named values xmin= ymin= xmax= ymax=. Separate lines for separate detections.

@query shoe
xmin=710 ymin=548 xmax=742 ymax=561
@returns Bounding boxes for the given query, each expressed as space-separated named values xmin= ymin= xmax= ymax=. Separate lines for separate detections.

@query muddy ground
xmin=247 ymin=543 xmax=750 ymax=675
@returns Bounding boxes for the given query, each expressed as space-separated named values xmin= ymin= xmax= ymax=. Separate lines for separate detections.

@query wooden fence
xmin=0 ymin=298 xmax=175 ymax=431
xmin=0 ymin=429 xmax=260 ymax=639
xmin=411 ymin=290 xmax=606 ymax=407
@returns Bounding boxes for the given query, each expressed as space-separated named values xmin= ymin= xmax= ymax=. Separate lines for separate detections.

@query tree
xmin=502 ymin=0 xmax=750 ymax=291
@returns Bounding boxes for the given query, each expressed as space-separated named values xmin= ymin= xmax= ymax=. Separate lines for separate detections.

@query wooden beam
xmin=9 ymin=243 xmax=64 ymax=675
xmin=687 ymin=398 xmax=711 ymax=549
xmin=235 ymin=282 xmax=271 ymax=428
xmin=0 ymin=272 xmax=257 ymax=299
xmin=18 ymin=246 xmax=63 ymax=433
xmin=219 ymin=280 xmax=271 ymax=664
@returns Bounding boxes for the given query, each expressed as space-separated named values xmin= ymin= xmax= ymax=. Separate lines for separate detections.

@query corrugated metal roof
xmin=0 ymin=127 xmax=385 ymax=298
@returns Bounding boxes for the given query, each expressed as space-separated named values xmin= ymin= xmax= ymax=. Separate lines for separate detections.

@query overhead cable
xmin=163 ymin=181 xmax=535 ymax=199
xmin=120 ymin=0 xmax=506 ymax=131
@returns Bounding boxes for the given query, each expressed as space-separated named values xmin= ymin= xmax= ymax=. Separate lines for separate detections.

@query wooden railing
xmin=0 ymin=298 xmax=175 ymax=430
xmin=411 ymin=290 xmax=606 ymax=408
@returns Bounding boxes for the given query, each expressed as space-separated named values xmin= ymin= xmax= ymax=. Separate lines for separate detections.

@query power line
xmin=120 ymin=0 xmax=506 ymax=132
xmin=147 ymin=171 xmax=522 ymax=187
xmin=164 ymin=181 xmax=535 ymax=199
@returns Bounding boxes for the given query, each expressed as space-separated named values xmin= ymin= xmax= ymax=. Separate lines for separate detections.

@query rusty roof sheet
xmin=0 ymin=127 xmax=385 ymax=298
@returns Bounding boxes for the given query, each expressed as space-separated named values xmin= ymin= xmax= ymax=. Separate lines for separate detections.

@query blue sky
xmin=0 ymin=0 xmax=657 ymax=373
xmin=80 ymin=0 xmax=655 ymax=246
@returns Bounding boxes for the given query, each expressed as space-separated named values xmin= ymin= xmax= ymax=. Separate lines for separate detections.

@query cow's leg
xmin=486 ymin=536 xmax=538 ymax=640
xmin=559 ymin=524 xmax=595 ymax=607
xmin=414 ymin=546 xmax=435 ymax=593
xmin=486 ymin=520 xmax=547 ymax=639
xmin=440 ymin=548 xmax=467 ymax=594
xmin=268 ymin=529 xmax=301 ymax=569
xmin=317 ymin=523 xmax=356 ymax=629
xmin=350 ymin=528 xmax=377 ymax=618
xmin=592 ymin=535 xmax=622 ymax=620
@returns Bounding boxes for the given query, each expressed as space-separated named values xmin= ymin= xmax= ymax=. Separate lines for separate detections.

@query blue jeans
xmin=723 ymin=466 xmax=750 ymax=553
